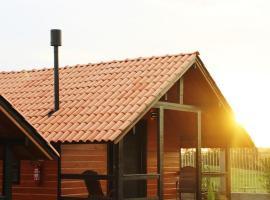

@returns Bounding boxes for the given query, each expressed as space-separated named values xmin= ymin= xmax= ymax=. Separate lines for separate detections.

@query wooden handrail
xmin=123 ymin=173 xmax=159 ymax=181
xmin=61 ymin=174 xmax=113 ymax=180
xmin=202 ymin=172 xmax=227 ymax=177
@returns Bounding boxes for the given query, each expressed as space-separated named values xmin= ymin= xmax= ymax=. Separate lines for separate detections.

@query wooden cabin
xmin=0 ymin=52 xmax=253 ymax=200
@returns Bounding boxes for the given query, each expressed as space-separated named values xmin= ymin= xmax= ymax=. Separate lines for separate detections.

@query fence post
xmin=226 ymin=147 xmax=231 ymax=200
xmin=220 ymin=148 xmax=226 ymax=194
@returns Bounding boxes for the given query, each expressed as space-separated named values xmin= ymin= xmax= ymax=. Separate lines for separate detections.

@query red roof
xmin=0 ymin=52 xmax=197 ymax=143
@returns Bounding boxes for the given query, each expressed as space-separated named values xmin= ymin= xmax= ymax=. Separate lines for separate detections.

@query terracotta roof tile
xmin=0 ymin=52 xmax=197 ymax=143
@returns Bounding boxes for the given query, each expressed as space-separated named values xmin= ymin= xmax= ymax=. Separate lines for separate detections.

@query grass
xmin=201 ymin=165 xmax=268 ymax=193
xmin=231 ymin=168 xmax=267 ymax=193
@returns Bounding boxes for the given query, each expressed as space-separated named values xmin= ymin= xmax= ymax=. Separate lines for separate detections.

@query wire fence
xmin=180 ymin=148 xmax=270 ymax=194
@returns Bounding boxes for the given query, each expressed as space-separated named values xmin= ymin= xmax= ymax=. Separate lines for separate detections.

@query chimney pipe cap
xmin=50 ymin=29 xmax=62 ymax=47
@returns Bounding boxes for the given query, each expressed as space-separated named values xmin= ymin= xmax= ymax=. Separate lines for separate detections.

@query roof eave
xmin=0 ymin=95 xmax=60 ymax=160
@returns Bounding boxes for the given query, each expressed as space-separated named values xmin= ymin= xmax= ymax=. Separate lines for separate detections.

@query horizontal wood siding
xmin=61 ymin=144 xmax=107 ymax=198
xmin=0 ymin=160 xmax=57 ymax=200
xmin=13 ymin=160 xmax=57 ymax=200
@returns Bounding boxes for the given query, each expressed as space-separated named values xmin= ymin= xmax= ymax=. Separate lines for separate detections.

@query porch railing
xmin=60 ymin=173 xmax=113 ymax=200
xmin=180 ymin=148 xmax=270 ymax=193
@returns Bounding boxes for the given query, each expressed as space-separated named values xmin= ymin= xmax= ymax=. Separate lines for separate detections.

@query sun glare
xmin=220 ymin=75 xmax=270 ymax=148
xmin=233 ymin=104 xmax=270 ymax=148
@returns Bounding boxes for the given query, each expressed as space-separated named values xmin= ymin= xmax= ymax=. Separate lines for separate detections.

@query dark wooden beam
xmin=118 ymin=140 xmax=124 ymax=200
xmin=179 ymin=78 xmax=184 ymax=104
xmin=57 ymin=144 xmax=61 ymax=200
xmin=195 ymin=111 xmax=202 ymax=200
xmin=123 ymin=174 xmax=159 ymax=181
xmin=113 ymin=144 xmax=118 ymax=200
xmin=107 ymin=142 xmax=114 ymax=195
xmin=154 ymin=101 xmax=201 ymax=113
xmin=61 ymin=174 xmax=113 ymax=180
xmin=157 ymin=107 xmax=164 ymax=200
xmin=3 ymin=145 xmax=13 ymax=200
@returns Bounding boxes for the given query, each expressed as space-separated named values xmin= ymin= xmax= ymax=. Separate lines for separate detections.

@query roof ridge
xmin=0 ymin=51 xmax=199 ymax=74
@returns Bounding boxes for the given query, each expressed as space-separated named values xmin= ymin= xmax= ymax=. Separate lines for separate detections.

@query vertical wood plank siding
xmin=61 ymin=144 xmax=107 ymax=198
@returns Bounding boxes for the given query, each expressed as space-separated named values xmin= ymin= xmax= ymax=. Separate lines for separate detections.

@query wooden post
xmin=112 ymin=144 xmax=118 ymax=200
xmin=179 ymin=78 xmax=184 ymax=104
xmin=196 ymin=111 xmax=202 ymax=200
xmin=118 ymin=140 xmax=124 ymax=200
xmin=220 ymin=148 xmax=226 ymax=192
xmin=225 ymin=147 xmax=231 ymax=200
xmin=107 ymin=143 xmax=114 ymax=196
xmin=57 ymin=144 xmax=61 ymax=200
xmin=3 ymin=145 xmax=13 ymax=200
xmin=157 ymin=107 xmax=164 ymax=199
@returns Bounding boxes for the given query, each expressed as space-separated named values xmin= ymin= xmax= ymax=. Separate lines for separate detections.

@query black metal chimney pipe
xmin=50 ymin=29 xmax=61 ymax=112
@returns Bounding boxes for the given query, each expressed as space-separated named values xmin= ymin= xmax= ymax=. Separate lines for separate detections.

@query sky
xmin=0 ymin=0 xmax=270 ymax=147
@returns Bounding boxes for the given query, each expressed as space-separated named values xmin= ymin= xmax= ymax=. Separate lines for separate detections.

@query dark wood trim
xmin=225 ymin=147 xmax=231 ymax=200
xmin=107 ymin=142 xmax=114 ymax=194
xmin=194 ymin=59 xmax=228 ymax=110
xmin=113 ymin=144 xmax=118 ymax=200
xmin=195 ymin=111 xmax=202 ymax=200
xmin=154 ymin=101 xmax=201 ymax=113
xmin=157 ymin=107 xmax=164 ymax=200
xmin=3 ymin=145 xmax=13 ymax=200
xmin=179 ymin=77 xmax=184 ymax=104
xmin=57 ymin=144 xmax=61 ymax=200
xmin=61 ymin=174 xmax=113 ymax=180
xmin=123 ymin=174 xmax=159 ymax=181
xmin=0 ymin=96 xmax=59 ymax=159
xmin=118 ymin=140 xmax=124 ymax=200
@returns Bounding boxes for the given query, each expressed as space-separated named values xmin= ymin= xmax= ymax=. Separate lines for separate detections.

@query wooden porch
xmin=58 ymin=100 xmax=238 ymax=200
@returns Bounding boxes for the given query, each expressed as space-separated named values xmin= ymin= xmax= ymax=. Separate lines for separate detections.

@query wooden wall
xmin=0 ymin=160 xmax=57 ymax=200
xmin=0 ymin=144 xmax=108 ymax=200
xmin=61 ymin=144 xmax=107 ymax=198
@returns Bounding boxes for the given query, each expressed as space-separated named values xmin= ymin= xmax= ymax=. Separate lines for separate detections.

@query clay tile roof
xmin=0 ymin=52 xmax=198 ymax=143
